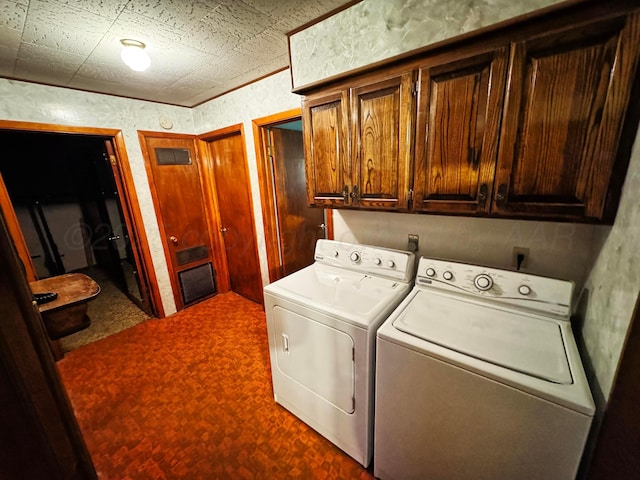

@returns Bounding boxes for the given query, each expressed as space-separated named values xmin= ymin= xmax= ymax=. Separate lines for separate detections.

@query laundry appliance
xmin=374 ymin=256 xmax=595 ymax=480
xmin=264 ymin=239 xmax=415 ymax=467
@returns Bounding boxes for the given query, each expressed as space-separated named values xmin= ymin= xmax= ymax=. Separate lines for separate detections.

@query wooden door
xmin=302 ymin=90 xmax=351 ymax=207
xmin=493 ymin=13 xmax=640 ymax=221
xmin=350 ymin=72 xmax=414 ymax=210
xmin=413 ymin=48 xmax=508 ymax=214
xmin=141 ymin=133 xmax=216 ymax=311
xmin=270 ymin=127 xmax=325 ymax=276
xmin=207 ymin=131 xmax=263 ymax=304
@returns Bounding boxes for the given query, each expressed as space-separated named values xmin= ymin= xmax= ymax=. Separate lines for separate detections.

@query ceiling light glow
xmin=120 ymin=39 xmax=151 ymax=72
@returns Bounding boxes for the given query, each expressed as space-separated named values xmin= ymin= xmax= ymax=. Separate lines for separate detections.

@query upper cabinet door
xmin=302 ymin=90 xmax=351 ymax=207
xmin=350 ymin=73 xmax=415 ymax=210
xmin=413 ymin=48 xmax=508 ymax=214
xmin=493 ymin=13 xmax=640 ymax=221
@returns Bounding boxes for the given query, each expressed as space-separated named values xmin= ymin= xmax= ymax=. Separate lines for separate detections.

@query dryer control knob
xmin=373 ymin=258 xmax=382 ymax=265
xmin=426 ymin=268 xmax=436 ymax=277
xmin=474 ymin=274 xmax=493 ymax=291
xmin=350 ymin=251 xmax=361 ymax=263
xmin=443 ymin=271 xmax=454 ymax=281
xmin=387 ymin=260 xmax=396 ymax=269
xmin=518 ymin=285 xmax=532 ymax=296
xmin=333 ymin=250 xmax=339 ymax=258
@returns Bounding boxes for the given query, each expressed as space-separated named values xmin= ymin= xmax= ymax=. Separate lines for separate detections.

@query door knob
xmin=317 ymin=223 xmax=326 ymax=229
xmin=169 ymin=235 xmax=178 ymax=244
xmin=220 ymin=227 xmax=229 ymax=234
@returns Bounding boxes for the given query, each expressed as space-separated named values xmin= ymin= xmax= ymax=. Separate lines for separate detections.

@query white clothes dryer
xmin=264 ymin=240 xmax=415 ymax=467
xmin=374 ymin=257 xmax=595 ymax=480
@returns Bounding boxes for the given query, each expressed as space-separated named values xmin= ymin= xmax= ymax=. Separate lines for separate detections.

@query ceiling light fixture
xmin=120 ymin=39 xmax=151 ymax=72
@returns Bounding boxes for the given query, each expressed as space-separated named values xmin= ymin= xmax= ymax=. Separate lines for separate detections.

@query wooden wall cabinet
xmin=492 ymin=13 xmax=640 ymax=221
xmin=303 ymin=72 xmax=415 ymax=211
xmin=413 ymin=47 xmax=508 ymax=215
xmin=302 ymin=91 xmax=350 ymax=207
xmin=301 ymin=8 xmax=640 ymax=223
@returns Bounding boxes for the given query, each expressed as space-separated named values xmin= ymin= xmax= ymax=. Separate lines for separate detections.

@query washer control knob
xmin=425 ymin=268 xmax=436 ymax=277
xmin=350 ymin=251 xmax=361 ymax=263
xmin=373 ymin=258 xmax=382 ymax=266
xmin=333 ymin=250 xmax=339 ymax=258
xmin=474 ymin=274 xmax=493 ymax=291
xmin=387 ymin=260 xmax=396 ymax=269
xmin=443 ymin=271 xmax=454 ymax=281
xmin=518 ymin=285 xmax=532 ymax=296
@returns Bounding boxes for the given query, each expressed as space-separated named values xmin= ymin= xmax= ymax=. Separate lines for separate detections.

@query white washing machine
xmin=374 ymin=257 xmax=595 ymax=480
xmin=264 ymin=239 xmax=415 ymax=467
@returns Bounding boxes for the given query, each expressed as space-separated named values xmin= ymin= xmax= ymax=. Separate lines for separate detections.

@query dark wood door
xmin=588 ymin=293 xmax=640 ymax=479
xmin=208 ymin=132 xmax=263 ymax=304
xmin=350 ymin=72 xmax=415 ymax=210
xmin=270 ymin=127 xmax=325 ymax=276
xmin=493 ymin=13 xmax=640 ymax=221
xmin=302 ymin=90 xmax=351 ymax=207
xmin=413 ymin=48 xmax=508 ymax=214
xmin=142 ymin=134 xmax=215 ymax=311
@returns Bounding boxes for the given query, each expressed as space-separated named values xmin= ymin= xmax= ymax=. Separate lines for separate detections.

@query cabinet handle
xmin=496 ymin=183 xmax=507 ymax=208
xmin=350 ymin=185 xmax=360 ymax=203
xmin=478 ymin=183 xmax=488 ymax=209
xmin=342 ymin=185 xmax=349 ymax=203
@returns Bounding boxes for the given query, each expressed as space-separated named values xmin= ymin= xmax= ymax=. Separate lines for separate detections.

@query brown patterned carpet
xmin=57 ymin=292 xmax=374 ymax=480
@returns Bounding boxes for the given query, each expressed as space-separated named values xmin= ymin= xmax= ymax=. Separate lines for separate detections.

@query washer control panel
xmin=416 ymin=257 xmax=573 ymax=317
xmin=314 ymin=240 xmax=415 ymax=282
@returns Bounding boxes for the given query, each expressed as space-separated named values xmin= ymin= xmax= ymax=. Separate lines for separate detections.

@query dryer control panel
xmin=314 ymin=240 xmax=415 ymax=283
xmin=415 ymin=257 xmax=574 ymax=318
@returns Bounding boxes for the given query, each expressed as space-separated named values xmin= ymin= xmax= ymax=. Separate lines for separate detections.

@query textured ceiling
xmin=0 ymin=0 xmax=354 ymax=107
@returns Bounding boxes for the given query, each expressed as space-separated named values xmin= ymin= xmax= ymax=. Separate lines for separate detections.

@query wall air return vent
xmin=178 ymin=262 xmax=216 ymax=305
xmin=155 ymin=147 xmax=191 ymax=165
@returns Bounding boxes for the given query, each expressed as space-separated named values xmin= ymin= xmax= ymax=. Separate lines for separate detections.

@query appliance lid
xmin=392 ymin=290 xmax=572 ymax=384
xmin=265 ymin=263 xmax=407 ymax=317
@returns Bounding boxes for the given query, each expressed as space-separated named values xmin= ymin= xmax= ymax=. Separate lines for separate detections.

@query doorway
xmin=253 ymin=109 xmax=332 ymax=283
xmin=0 ymin=126 xmax=156 ymax=350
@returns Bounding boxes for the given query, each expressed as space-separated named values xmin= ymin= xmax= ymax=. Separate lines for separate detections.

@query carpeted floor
xmin=60 ymin=267 xmax=150 ymax=353
xmin=57 ymin=292 xmax=374 ymax=479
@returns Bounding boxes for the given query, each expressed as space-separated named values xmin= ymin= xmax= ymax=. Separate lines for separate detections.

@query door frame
xmin=0 ymin=120 xmax=161 ymax=317
xmin=197 ymin=124 xmax=261 ymax=296
xmin=252 ymin=108 xmax=333 ymax=282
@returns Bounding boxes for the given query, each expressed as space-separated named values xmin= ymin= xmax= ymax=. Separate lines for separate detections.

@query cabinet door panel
xmin=414 ymin=49 xmax=508 ymax=214
xmin=494 ymin=13 xmax=640 ymax=221
xmin=351 ymin=73 xmax=414 ymax=210
xmin=302 ymin=91 xmax=350 ymax=206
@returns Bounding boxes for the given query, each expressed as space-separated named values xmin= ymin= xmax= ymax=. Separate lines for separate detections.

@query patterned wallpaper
xmin=289 ymin=0 xmax=563 ymax=88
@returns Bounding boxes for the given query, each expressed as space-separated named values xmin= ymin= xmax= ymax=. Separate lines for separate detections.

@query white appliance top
xmin=379 ymin=257 xmax=594 ymax=415
xmin=393 ymin=257 xmax=576 ymax=383
xmin=393 ymin=290 xmax=572 ymax=384
xmin=263 ymin=240 xmax=415 ymax=327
